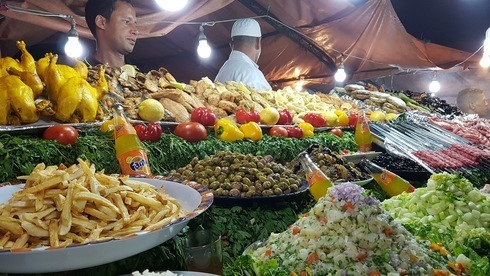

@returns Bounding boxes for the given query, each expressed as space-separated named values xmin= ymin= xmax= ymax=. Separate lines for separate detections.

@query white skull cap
xmin=231 ymin=18 xmax=261 ymax=38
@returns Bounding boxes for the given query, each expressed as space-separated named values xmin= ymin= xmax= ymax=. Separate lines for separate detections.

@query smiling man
xmin=85 ymin=0 xmax=138 ymax=67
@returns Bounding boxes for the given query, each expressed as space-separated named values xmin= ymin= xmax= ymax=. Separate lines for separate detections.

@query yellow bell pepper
xmin=239 ymin=121 xmax=263 ymax=141
xmin=298 ymin=122 xmax=314 ymax=138
xmin=214 ymin=119 xmax=244 ymax=142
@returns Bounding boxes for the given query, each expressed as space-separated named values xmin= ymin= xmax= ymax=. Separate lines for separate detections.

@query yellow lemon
xmin=323 ymin=111 xmax=338 ymax=126
xmin=385 ymin=113 xmax=399 ymax=121
xmin=138 ymin=99 xmax=165 ymax=122
xmin=370 ymin=110 xmax=386 ymax=122
xmin=337 ymin=113 xmax=349 ymax=126
xmin=121 ymin=64 xmax=136 ymax=78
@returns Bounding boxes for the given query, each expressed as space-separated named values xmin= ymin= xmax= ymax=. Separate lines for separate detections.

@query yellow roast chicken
xmin=38 ymin=54 xmax=108 ymax=123
xmin=0 ymin=41 xmax=44 ymax=125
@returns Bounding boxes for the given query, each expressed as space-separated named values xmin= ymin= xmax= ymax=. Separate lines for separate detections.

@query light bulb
xmin=480 ymin=53 xmax=490 ymax=68
xmin=197 ymin=40 xmax=211 ymax=58
xmin=64 ymin=18 xmax=83 ymax=58
xmin=429 ymin=80 xmax=440 ymax=93
xmin=155 ymin=0 xmax=188 ymax=11
xmin=295 ymin=80 xmax=304 ymax=92
xmin=334 ymin=67 xmax=346 ymax=82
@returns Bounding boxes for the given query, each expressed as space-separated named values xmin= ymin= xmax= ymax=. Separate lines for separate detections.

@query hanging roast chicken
xmin=36 ymin=53 xmax=108 ymax=123
xmin=0 ymin=41 xmax=44 ymax=125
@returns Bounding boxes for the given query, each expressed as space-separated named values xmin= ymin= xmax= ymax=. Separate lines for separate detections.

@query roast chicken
xmin=37 ymin=54 xmax=108 ymax=123
xmin=0 ymin=41 xmax=44 ymax=125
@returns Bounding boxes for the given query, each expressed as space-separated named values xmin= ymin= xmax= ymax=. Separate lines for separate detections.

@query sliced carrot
xmin=292 ymin=227 xmax=301 ymax=235
xmin=400 ymin=269 xmax=408 ymax=275
xmin=433 ymin=269 xmax=451 ymax=276
xmin=344 ymin=202 xmax=355 ymax=210
xmin=357 ymin=253 xmax=366 ymax=261
xmin=369 ymin=272 xmax=381 ymax=276
xmin=317 ymin=217 xmax=328 ymax=224
xmin=307 ymin=252 xmax=320 ymax=265
xmin=265 ymin=249 xmax=272 ymax=256
xmin=382 ymin=228 xmax=393 ymax=236
xmin=300 ymin=272 xmax=307 ymax=276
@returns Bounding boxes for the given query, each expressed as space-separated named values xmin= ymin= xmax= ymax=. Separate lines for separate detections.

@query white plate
xmin=0 ymin=176 xmax=214 ymax=274
xmin=340 ymin=152 xmax=382 ymax=164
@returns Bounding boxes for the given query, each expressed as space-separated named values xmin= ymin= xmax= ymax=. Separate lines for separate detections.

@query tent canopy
xmin=0 ymin=0 xmax=483 ymax=93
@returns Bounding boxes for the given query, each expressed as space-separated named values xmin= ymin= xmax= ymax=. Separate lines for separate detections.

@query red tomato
xmin=286 ymin=127 xmax=303 ymax=138
xmin=269 ymin=126 xmax=288 ymax=137
xmin=349 ymin=113 xmax=359 ymax=129
xmin=43 ymin=125 xmax=79 ymax=145
xmin=236 ymin=107 xmax=261 ymax=124
xmin=276 ymin=109 xmax=293 ymax=125
xmin=174 ymin=122 xmax=207 ymax=142
xmin=303 ymin=113 xmax=327 ymax=127
xmin=134 ymin=123 xmax=162 ymax=142
xmin=190 ymin=107 xmax=217 ymax=126
xmin=329 ymin=128 xmax=344 ymax=137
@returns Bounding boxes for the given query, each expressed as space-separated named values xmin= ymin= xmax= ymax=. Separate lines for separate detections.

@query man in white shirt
xmin=215 ymin=18 xmax=272 ymax=91
xmin=456 ymin=87 xmax=490 ymax=118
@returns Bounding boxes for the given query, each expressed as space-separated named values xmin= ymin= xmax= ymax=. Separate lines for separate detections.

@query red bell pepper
xmin=236 ymin=107 xmax=261 ymax=124
xmin=190 ymin=107 xmax=217 ymax=126
xmin=303 ymin=113 xmax=327 ymax=127
xmin=349 ymin=113 xmax=359 ymax=129
xmin=277 ymin=109 xmax=293 ymax=125
xmin=134 ymin=122 xmax=163 ymax=142
xmin=286 ymin=126 xmax=303 ymax=138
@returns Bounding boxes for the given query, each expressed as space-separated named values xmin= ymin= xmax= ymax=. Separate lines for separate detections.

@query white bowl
xmin=0 ymin=176 xmax=213 ymax=274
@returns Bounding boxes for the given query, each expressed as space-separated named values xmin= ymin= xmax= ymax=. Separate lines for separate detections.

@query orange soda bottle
xmin=112 ymin=103 xmax=152 ymax=176
xmin=298 ymin=152 xmax=334 ymax=201
xmin=355 ymin=110 xmax=372 ymax=152
xmin=359 ymin=158 xmax=415 ymax=197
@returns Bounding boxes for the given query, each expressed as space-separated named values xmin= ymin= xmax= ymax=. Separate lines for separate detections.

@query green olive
xmin=262 ymin=189 xmax=274 ymax=196
xmin=242 ymin=177 xmax=252 ymax=186
xmin=262 ymin=181 xmax=272 ymax=189
xmin=273 ymin=187 xmax=283 ymax=195
xmin=210 ymin=181 xmax=220 ymax=189
xmin=215 ymin=187 xmax=224 ymax=196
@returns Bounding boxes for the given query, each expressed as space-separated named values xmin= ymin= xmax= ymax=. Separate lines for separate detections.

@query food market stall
xmin=0 ymin=0 xmax=489 ymax=274
xmin=0 ymin=45 xmax=489 ymax=275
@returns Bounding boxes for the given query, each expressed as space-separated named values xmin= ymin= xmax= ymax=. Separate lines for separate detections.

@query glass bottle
xmin=354 ymin=110 xmax=372 ymax=152
xmin=112 ymin=103 xmax=152 ymax=176
xmin=359 ymin=158 xmax=415 ymax=197
xmin=298 ymin=152 xmax=334 ymax=201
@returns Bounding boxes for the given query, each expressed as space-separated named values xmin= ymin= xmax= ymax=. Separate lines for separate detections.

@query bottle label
xmin=379 ymin=169 xmax=396 ymax=186
xmin=115 ymin=123 xmax=136 ymax=139
xmin=118 ymin=149 xmax=152 ymax=175
xmin=359 ymin=121 xmax=370 ymax=133
xmin=306 ymin=170 xmax=328 ymax=187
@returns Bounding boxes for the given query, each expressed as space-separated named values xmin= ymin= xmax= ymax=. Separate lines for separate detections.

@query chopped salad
xmin=249 ymin=183 xmax=448 ymax=275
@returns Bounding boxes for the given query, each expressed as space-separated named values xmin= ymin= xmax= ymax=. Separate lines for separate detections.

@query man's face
xmin=102 ymin=1 xmax=138 ymax=55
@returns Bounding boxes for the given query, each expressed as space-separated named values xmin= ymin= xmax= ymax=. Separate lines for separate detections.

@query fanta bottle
xmin=112 ymin=103 xmax=152 ymax=176
xmin=298 ymin=152 xmax=334 ymax=201
xmin=355 ymin=109 xmax=372 ymax=152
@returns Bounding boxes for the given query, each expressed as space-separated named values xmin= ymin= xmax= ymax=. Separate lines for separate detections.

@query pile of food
xmin=246 ymin=183 xmax=451 ymax=275
xmin=169 ymin=151 xmax=302 ymax=197
xmin=382 ymin=173 xmax=490 ymax=274
xmin=0 ymin=159 xmax=184 ymax=250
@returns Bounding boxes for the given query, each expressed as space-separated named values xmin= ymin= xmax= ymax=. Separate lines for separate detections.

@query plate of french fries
xmin=0 ymin=159 xmax=214 ymax=273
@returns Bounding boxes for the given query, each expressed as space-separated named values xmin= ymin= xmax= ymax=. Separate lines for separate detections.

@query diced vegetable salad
xmin=382 ymin=173 xmax=490 ymax=275
xmin=249 ymin=183 xmax=448 ymax=275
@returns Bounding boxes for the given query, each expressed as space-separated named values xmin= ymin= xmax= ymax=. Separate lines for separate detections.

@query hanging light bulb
xmin=197 ymin=25 xmax=211 ymax=58
xmin=295 ymin=76 xmax=305 ymax=92
xmin=334 ymin=56 xmax=346 ymax=82
xmin=155 ymin=0 xmax=188 ymax=12
xmin=480 ymin=53 xmax=490 ymax=68
xmin=428 ymin=72 xmax=440 ymax=93
xmin=64 ymin=18 xmax=83 ymax=58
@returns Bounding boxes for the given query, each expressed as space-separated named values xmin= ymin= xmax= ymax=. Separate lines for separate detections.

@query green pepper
xmin=239 ymin=121 xmax=263 ymax=141
xmin=298 ymin=122 xmax=314 ymax=138
xmin=214 ymin=119 xmax=244 ymax=142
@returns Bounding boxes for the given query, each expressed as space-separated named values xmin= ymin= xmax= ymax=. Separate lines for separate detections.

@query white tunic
xmin=215 ymin=50 xmax=272 ymax=91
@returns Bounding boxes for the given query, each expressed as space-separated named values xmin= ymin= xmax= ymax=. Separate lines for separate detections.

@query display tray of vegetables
xmin=229 ymin=183 xmax=457 ymax=275
xmin=168 ymin=151 xmax=309 ymax=203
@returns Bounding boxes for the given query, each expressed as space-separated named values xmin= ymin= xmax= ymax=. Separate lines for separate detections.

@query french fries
xmin=0 ymin=159 xmax=185 ymax=250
